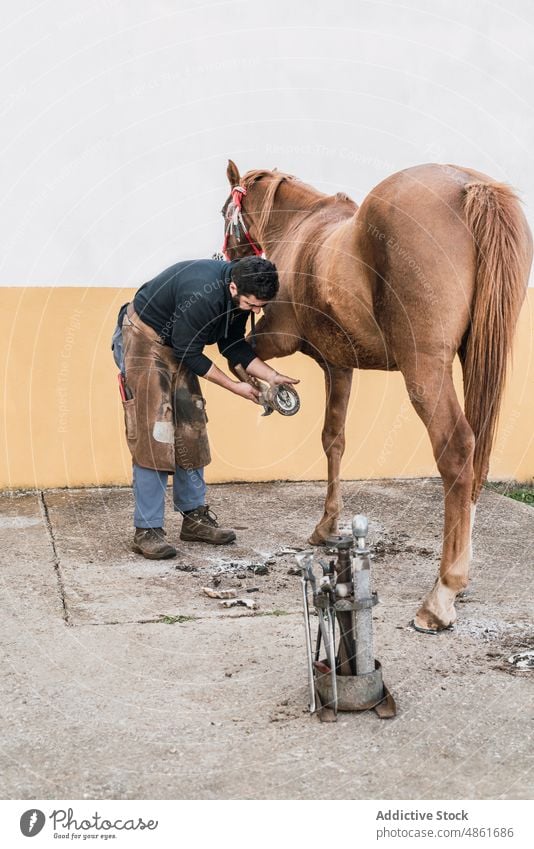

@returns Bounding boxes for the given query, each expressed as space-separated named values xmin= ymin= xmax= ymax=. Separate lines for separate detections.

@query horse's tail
xmin=462 ymin=180 xmax=530 ymax=501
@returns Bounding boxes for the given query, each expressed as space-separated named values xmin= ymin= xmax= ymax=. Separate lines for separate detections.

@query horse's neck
xmin=263 ymin=191 xmax=357 ymax=264
xmin=257 ymin=180 xmax=324 ymax=241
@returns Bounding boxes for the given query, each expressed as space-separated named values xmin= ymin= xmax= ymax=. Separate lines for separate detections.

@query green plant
xmin=261 ymin=609 xmax=291 ymax=617
xmin=485 ymin=481 xmax=534 ymax=507
xmin=158 ymin=614 xmax=197 ymax=624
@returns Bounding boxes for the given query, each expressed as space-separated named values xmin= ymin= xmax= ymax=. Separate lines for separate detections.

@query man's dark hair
xmin=231 ymin=257 xmax=279 ymax=300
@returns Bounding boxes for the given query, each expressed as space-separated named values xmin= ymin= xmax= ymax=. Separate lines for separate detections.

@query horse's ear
xmin=227 ymin=159 xmax=240 ymax=187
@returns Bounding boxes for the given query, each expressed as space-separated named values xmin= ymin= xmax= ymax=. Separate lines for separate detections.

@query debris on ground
xmin=368 ymin=529 xmax=439 ymax=561
xmin=287 ymin=565 xmax=301 ymax=575
xmin=207 ymin=558 xmax=271 ymax=578
xmin=248 ymin=563 xmax=269 ymax=576
xmin=276 ymin=547 xmax=303 ymax=556
xmin=219 ymin=598 xmax=258 ymax=610
xmin=508 ymin=650 xmax=534 ymax=669
xmin=269 ymin=698 xmax=305 ymax=723
xmin=201 ymin=586 xmax=237 ymax=599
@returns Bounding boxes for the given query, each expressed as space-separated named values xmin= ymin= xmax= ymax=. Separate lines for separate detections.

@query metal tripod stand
xmin=298 ymin=515 xmax=396 ymax=721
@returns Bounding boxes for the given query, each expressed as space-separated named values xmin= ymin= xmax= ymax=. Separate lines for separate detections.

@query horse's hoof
xmin=308 ymin=532 xmax=326 ymax=546
xmin=411 ymin=619 xmax=455 ymax=635
xmin=412 ymin=608 xmax=456 ymax=634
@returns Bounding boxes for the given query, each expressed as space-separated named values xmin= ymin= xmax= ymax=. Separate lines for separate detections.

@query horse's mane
xmin=243 ymin=169 xmax=322 ymax=235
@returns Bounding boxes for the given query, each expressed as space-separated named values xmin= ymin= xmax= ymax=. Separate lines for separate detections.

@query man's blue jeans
xmin=112 ymin=317 xmax=206 ymax=529
xmin=133 ymin=464 xmax=206 ymax=529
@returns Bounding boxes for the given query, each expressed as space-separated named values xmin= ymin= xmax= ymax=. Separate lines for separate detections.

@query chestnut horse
xmin=221 ymin=160 xmax=532 ymax=632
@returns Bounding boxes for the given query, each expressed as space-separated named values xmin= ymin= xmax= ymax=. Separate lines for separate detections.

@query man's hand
xmin=245 ymin=357 xmax=301 ymax=387
xmin=232 ymin=381 xmax=261 ymax=403
xmin=205 ymin=363 xmax=261 ymax=403
xmin=270 ymin=372 xmax=300 ymax=386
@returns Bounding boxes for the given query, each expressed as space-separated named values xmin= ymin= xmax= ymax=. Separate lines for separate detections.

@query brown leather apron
xmin=120 ymin=303 xmax=211 ymax=472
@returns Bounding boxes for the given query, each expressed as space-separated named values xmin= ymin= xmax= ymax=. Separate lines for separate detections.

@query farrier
xmin=112 ymin=256 xmax=299 ymax=559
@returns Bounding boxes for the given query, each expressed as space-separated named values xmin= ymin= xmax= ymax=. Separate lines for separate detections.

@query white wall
xmin=1 ymin=0 xmax=533 ymax=286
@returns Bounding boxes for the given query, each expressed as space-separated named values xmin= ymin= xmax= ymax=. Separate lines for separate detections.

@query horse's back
xmin=283 ymin=163 xmax=525 ymax=370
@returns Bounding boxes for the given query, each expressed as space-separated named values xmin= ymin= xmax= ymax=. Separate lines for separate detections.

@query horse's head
xmin=220 ymin=160 xmax=293 ymax=260
xmin=220 ymin=160 xmax=264 ymax=260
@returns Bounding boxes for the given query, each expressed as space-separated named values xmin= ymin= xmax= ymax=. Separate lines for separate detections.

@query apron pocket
xmin=122 ymin=398 xmax=137 ymax=440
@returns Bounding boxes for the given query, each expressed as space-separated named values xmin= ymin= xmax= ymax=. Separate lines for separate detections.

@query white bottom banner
xmin=0 ymin=799 xmax=531 ymax=848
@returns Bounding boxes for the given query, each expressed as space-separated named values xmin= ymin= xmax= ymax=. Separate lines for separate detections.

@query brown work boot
xmin=132 ymin=527 xmax=177 ymax=560
xmin=180 ymin=505 xmax=236 ymax=545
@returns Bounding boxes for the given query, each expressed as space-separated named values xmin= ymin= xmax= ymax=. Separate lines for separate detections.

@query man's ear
xmin=227 ymin=159 xmax=241 ymax=187
xmin=228 ymin=280 xmax=238 ymax=296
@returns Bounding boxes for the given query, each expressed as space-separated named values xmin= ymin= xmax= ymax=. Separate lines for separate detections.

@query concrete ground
xmin=0 ymin=480 xmax=533 ymax=800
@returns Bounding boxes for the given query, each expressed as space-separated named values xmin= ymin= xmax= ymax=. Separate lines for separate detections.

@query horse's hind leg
xmin=401 ymin=356 xmax=475 ymax=632
xmin=309 ymin=364 xmax=353 ymax=545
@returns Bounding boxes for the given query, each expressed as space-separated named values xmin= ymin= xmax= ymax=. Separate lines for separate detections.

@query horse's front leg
xmin=309 ymin=365 xmax=353 ymax=545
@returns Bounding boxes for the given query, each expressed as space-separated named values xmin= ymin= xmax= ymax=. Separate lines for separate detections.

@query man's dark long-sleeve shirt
xmin=133 ymin=259 xmax=257 ymax=377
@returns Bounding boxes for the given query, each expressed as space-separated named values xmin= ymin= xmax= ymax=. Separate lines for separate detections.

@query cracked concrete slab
xmin=0 ymin=481 xmax=533 ymax=799
xmin=42 ymin=484 xmax=312 ymax=625
xmin=0 ymin=491 xmax=65 ymax=626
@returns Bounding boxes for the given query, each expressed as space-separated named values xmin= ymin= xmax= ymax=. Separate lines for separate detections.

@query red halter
xmin=221 ymin=185 xmax=263 ymax=260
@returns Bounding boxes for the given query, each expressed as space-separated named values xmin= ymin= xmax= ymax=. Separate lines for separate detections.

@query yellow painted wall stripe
xmin=1 ymin=288 xmax=532 ymax=488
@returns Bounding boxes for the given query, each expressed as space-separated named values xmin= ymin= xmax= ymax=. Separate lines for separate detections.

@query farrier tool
xmin=298 ymin=515 xmax=396 ymax=721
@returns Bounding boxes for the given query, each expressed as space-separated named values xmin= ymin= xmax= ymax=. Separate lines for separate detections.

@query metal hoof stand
xmin=298 ymin=515 xmax=397 ymax=722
